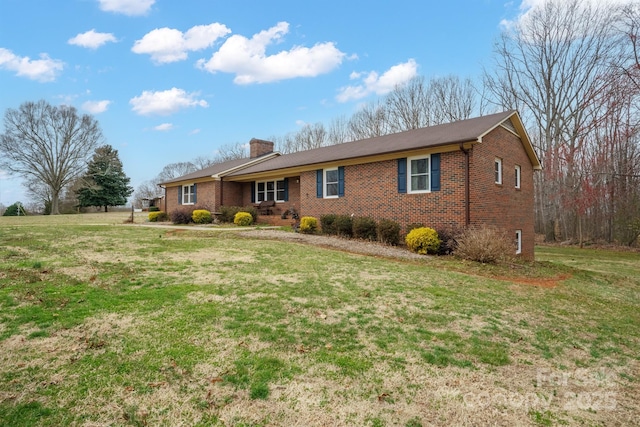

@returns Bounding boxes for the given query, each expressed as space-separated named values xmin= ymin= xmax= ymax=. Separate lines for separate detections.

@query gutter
xmin=460 ymin=143 xmax=472 ymax=226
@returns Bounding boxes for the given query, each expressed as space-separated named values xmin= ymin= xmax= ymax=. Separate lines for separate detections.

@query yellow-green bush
xmin=405 ymin=227 xmax=441 ymax=255
xmin=148 ymin=211 xmax=168 ymax=222
xmin=234 ymin=211 xmax=253 ymax=226
xmin=299 ymin=216 xmax=318 ymax=234
xmin=192 ymin=209 xmax=212 ymax=224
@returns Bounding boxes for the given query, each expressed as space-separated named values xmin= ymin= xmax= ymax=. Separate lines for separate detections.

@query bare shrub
xmin=455 ymin=225 xmax=515 ymax=263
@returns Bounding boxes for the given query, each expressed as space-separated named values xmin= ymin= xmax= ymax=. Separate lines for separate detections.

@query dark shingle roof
xmin=158 ymin=156 xmax=255 ymax=185
xmin=160 ymin=110 xmax=539 ymax=185
xmin=228 ymin=110 xmax=519 ymax=177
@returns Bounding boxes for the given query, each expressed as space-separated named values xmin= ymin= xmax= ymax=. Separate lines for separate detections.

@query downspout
xmin=219 ymin=177 xmax=224 ymax=211
xmin=460 ymin=144 xmax=471 ymax=227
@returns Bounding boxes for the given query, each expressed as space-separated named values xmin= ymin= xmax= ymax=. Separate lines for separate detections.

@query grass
xmin=0 ymin=212 xmax=638 ymax=426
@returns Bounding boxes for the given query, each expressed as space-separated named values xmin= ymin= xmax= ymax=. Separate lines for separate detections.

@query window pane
xmin=326 ymin=183 xmax=338 ymax=196
xmin=266 ymin=191 xmax=275 ymax=201
xmin=277 ymin=180 xmax=285 ymax=190
xmin=267 ymin=181 xmax=275 ymax=191
xmin=258 ymin=182 xmax=265 ymax=191
xmin=411 ymin=175 xmax=427 ymax=191
xmin=326 ymin=169 xmax=338 ymax=183
xmin=411 ymin=158 xmax=428 ymax=174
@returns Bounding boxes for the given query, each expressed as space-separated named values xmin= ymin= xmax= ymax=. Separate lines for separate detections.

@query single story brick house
xmin=159 ymin=110 xmax=541 ymax=258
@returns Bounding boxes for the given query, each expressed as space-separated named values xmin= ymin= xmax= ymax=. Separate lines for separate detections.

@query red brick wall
xmin=299 ymin=152 xmax=467 ymax=232
xmin=468 ymin=126 xmax=535 ymax=258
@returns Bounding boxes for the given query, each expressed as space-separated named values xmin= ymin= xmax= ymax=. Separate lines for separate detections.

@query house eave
xmin=211 ymin=152 xmax=281 ymax=179
xmin=228 ymin=141 xmax=477 ymax=182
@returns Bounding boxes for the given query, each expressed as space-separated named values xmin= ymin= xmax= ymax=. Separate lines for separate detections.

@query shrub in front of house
xmin=170 ymin=208 xmax=193 ymax=224
xmin=148 ymin=206 xmax=160 ymax=212
xmin=148 ymin=211 xmax=168 ymax=222
xmin=219 ymin=205 xmax=258 ymax=223
xmin=435 ymin=225 xmax=461 ymax=255
xmin=299 ymin=216 xmax=318 ymax=234
xmin=320 ymin=214 xmax=337 ymax=235
xmin=334 ymin=215 xmax=353 ymax=238
xmin=352 ymin=216 xmax=377 ymax=241
xmin=455 ymin=225 xmax=514 ymax=263
xmin=377 ymin=219 xmax=401 ymax=246
xmin=192 ymin=209 xmax=212 ymax=224
xmin=234 ymin=211 xmax=253 ymax=226
xmin=405 ymin=227 xmax=441 ymax=255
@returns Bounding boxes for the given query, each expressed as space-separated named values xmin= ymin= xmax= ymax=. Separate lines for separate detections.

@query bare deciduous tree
xmin=0 ymin=100 xmax=103 ymax=214
xmin=485 ymin=0 xmax=624 ymax=241
xmin=156 ymin=162 xmax=197 ymax=183
xmin=348 ymin=101 xmax=390 ymax=140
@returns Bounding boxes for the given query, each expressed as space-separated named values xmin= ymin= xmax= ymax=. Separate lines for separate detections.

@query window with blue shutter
xmin=397 ymin=158 xmax=407 ymax=193
xmin=178 ymin=186 xmax=182 ymax=205
xmin=283 ymin=178 xmax=289 ymax=201
xmin=316 ymin=170 xmax=323 ymax=198
xmin=251 ymin=182 xmax=256 ymax=203
xmin=338 ymin=166 xmax=345 ymax=197
xmin=193 ymin=183 xmax=197 ymax=204
xmin=430 ymin=153 xmax=440 ymax=191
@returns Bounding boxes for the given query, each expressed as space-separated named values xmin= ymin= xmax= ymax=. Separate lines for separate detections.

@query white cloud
xmin=82 ymin=100 xmax=111 ymax=114
xmin=197 ymin=21 xmax=345 ymax=84
xmin=189 ymin=128 xmax=201 ymax=135
xmin=129 ymin=87 xmax=208 ymax=116
xmin=336 ymin=59 xmax=418 ymax=103
xmin=501 ymin=0 xmax=631 ymax=30
xmin=132 ymin=23 xmax=231 ymax=64
xmin=0 ymin=48 xmax=64 ymax=82
xmin=97 ymin=0 xmax=154 ymax=16
xmin=154 ymin=123 xmax=173 ymax=131
xmin=68 ymin=30 xmax=117 ymax=49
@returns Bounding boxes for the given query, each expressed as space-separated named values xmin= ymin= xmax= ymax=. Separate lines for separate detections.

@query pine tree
xmin=76 ymin=145 xmax=133 ymax=212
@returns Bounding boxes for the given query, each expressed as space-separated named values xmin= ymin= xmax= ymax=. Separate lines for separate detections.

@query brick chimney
xmin=249 ymin=138 xmax=274 ymax=159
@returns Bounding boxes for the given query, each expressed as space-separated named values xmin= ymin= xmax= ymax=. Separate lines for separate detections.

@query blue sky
xmin=0 ymin=0 xmax=530 ymax=207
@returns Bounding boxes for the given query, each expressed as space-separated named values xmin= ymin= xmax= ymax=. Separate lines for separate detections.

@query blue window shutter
xmin=397 ymin=158 xmax=407 ymax=193
xmin=316 ymin=170 xmax=323 ymax=198
xmin=193 ymin=183 xmax=197 ymax=204
xmin=431 ymin=153 xmax=441 ymax=191
xmin=283 ymin=178 xmax=289 ymax=201
xmin=338 ymin=166 xmax=345 ymax=197
xmin=178 ymin=186 xmax=182 ymax=205
xmin=251 ymin=182 xmax=256 ymax=203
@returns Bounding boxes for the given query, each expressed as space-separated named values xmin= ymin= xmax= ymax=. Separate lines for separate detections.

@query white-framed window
xmin=495 ymin=158 xmax=503 ymax=184
xmin=324 ymin=168 xmax=339 ymax=198
xmin=515 ymin=165 xmax=521 ymax=189
xmin=256 ymin=179 xmax=286 ymax=202
xmin=408 ymin=155 xmax=430 ymax=193
xmin=182 ymin=184 xmax=195 ymax=205
xmin=515 ymin=230 xmax=522 ymax=255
